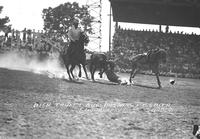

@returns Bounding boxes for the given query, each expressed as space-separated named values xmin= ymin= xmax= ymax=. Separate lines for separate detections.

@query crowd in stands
xmin=112 ymin=27 xmax=200 ymax=78
xmin=0 ymin=28 xmax=64 ymax=54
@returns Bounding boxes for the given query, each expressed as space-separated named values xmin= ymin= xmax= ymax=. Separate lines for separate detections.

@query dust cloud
xmin=0 ymin=50 xmax=110 ymax=80
xmin=0 ymin=51 xmax=68 ymax=79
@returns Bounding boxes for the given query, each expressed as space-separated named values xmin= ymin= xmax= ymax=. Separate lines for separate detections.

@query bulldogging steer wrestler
xmin=105 ymin=61 xmax=127 ymax=85
xmin=105 ymin=69 xmax=122 ymax=84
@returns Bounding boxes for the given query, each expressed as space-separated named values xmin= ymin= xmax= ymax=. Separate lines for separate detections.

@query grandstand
xmin=110 ymin=0 xmax=200 ymax=78
xmin=0 ymin=28 xmax=64 ymax=54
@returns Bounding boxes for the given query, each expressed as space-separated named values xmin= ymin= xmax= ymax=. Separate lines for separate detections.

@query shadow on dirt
xmin=92 ymin=80 xmax=118 ymax=86
xmin=62 ymin=79 xmax=85 ymax=85
xmin=132 ymin=83 xmax=160 ymax=89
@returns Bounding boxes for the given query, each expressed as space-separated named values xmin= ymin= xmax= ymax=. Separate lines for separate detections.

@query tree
xmin=0 ymin=6 xmax=10 ymax=30
xmin=42 ymin=2 xmax=94 ymax=39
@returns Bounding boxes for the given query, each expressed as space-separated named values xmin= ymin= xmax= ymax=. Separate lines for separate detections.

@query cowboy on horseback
xmin=62 ymin=18 xmax=89 ymax=80
xmin=67 ymin=19 xmax=82 ymax=57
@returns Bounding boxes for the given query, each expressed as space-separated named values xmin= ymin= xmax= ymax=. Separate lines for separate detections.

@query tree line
xmin=0 ymin=2 xmax=93 ymax=40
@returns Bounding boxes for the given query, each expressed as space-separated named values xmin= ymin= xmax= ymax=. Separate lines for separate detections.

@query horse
xmin=89 ymin=53 xmax=109 ymax=81
xmin=129 ymin=48 xmax=167 ymax=88
xmin=61 ymin=32 xmax=89 ymax=80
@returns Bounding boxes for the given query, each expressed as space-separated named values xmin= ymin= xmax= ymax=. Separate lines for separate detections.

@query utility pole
xmin=109 ymin=3 xmax=112 ymax=57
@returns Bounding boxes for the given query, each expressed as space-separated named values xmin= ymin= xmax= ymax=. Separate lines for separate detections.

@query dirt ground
xmin=0 ymin=68 xmax=200 ymax=139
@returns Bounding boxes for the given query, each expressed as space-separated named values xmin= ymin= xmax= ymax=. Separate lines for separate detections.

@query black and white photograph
xmin=0 ymin=0 xmax=200 ymax=138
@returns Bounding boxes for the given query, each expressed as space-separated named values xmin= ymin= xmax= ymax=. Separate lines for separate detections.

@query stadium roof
xmin=110 ymin=0 xmax=200 ymax=27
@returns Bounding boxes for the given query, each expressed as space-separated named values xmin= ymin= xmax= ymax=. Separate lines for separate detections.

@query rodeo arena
xmin=1 ymin=0 xmax=200 ymax=139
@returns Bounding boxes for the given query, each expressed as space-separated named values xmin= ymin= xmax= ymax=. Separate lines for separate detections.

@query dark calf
xmin=89 ymin=53 xmax=107 ymax=81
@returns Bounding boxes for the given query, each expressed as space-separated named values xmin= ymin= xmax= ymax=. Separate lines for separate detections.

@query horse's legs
xmin=90 ymin=65 xmax=96 ymax=81
xmin=155 ymin=72 xmax=161 ymax=88
xmin=65 ymin=65 xmax=72 ymax=80
xmin=78 ymin=64 xmax=82 ymax=77
xmin=99 ymin=63 xmax=107 ymax=78
xmin=129 ymin=63 xmax=138 ymax=83
xmin=129 ymin=68 xmax=139 ymax=83
xmin=152 ymin=65 xmax=161 ymax=88
xmin=82 ymin=64 xmax=89 ymax=79
xmin=92 ymin=67 xmax=97 ymax=81
xmin=70 ymin=65 xmax=75 ymax=79
xmin=89 ymin=64 xmax=95 ymax=81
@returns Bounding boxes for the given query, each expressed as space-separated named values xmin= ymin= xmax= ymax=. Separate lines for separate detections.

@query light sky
xmin=0 ymin=0 xmax=113 ymax=51
xmin=0 ymin=0 xmax=200 ymax=52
